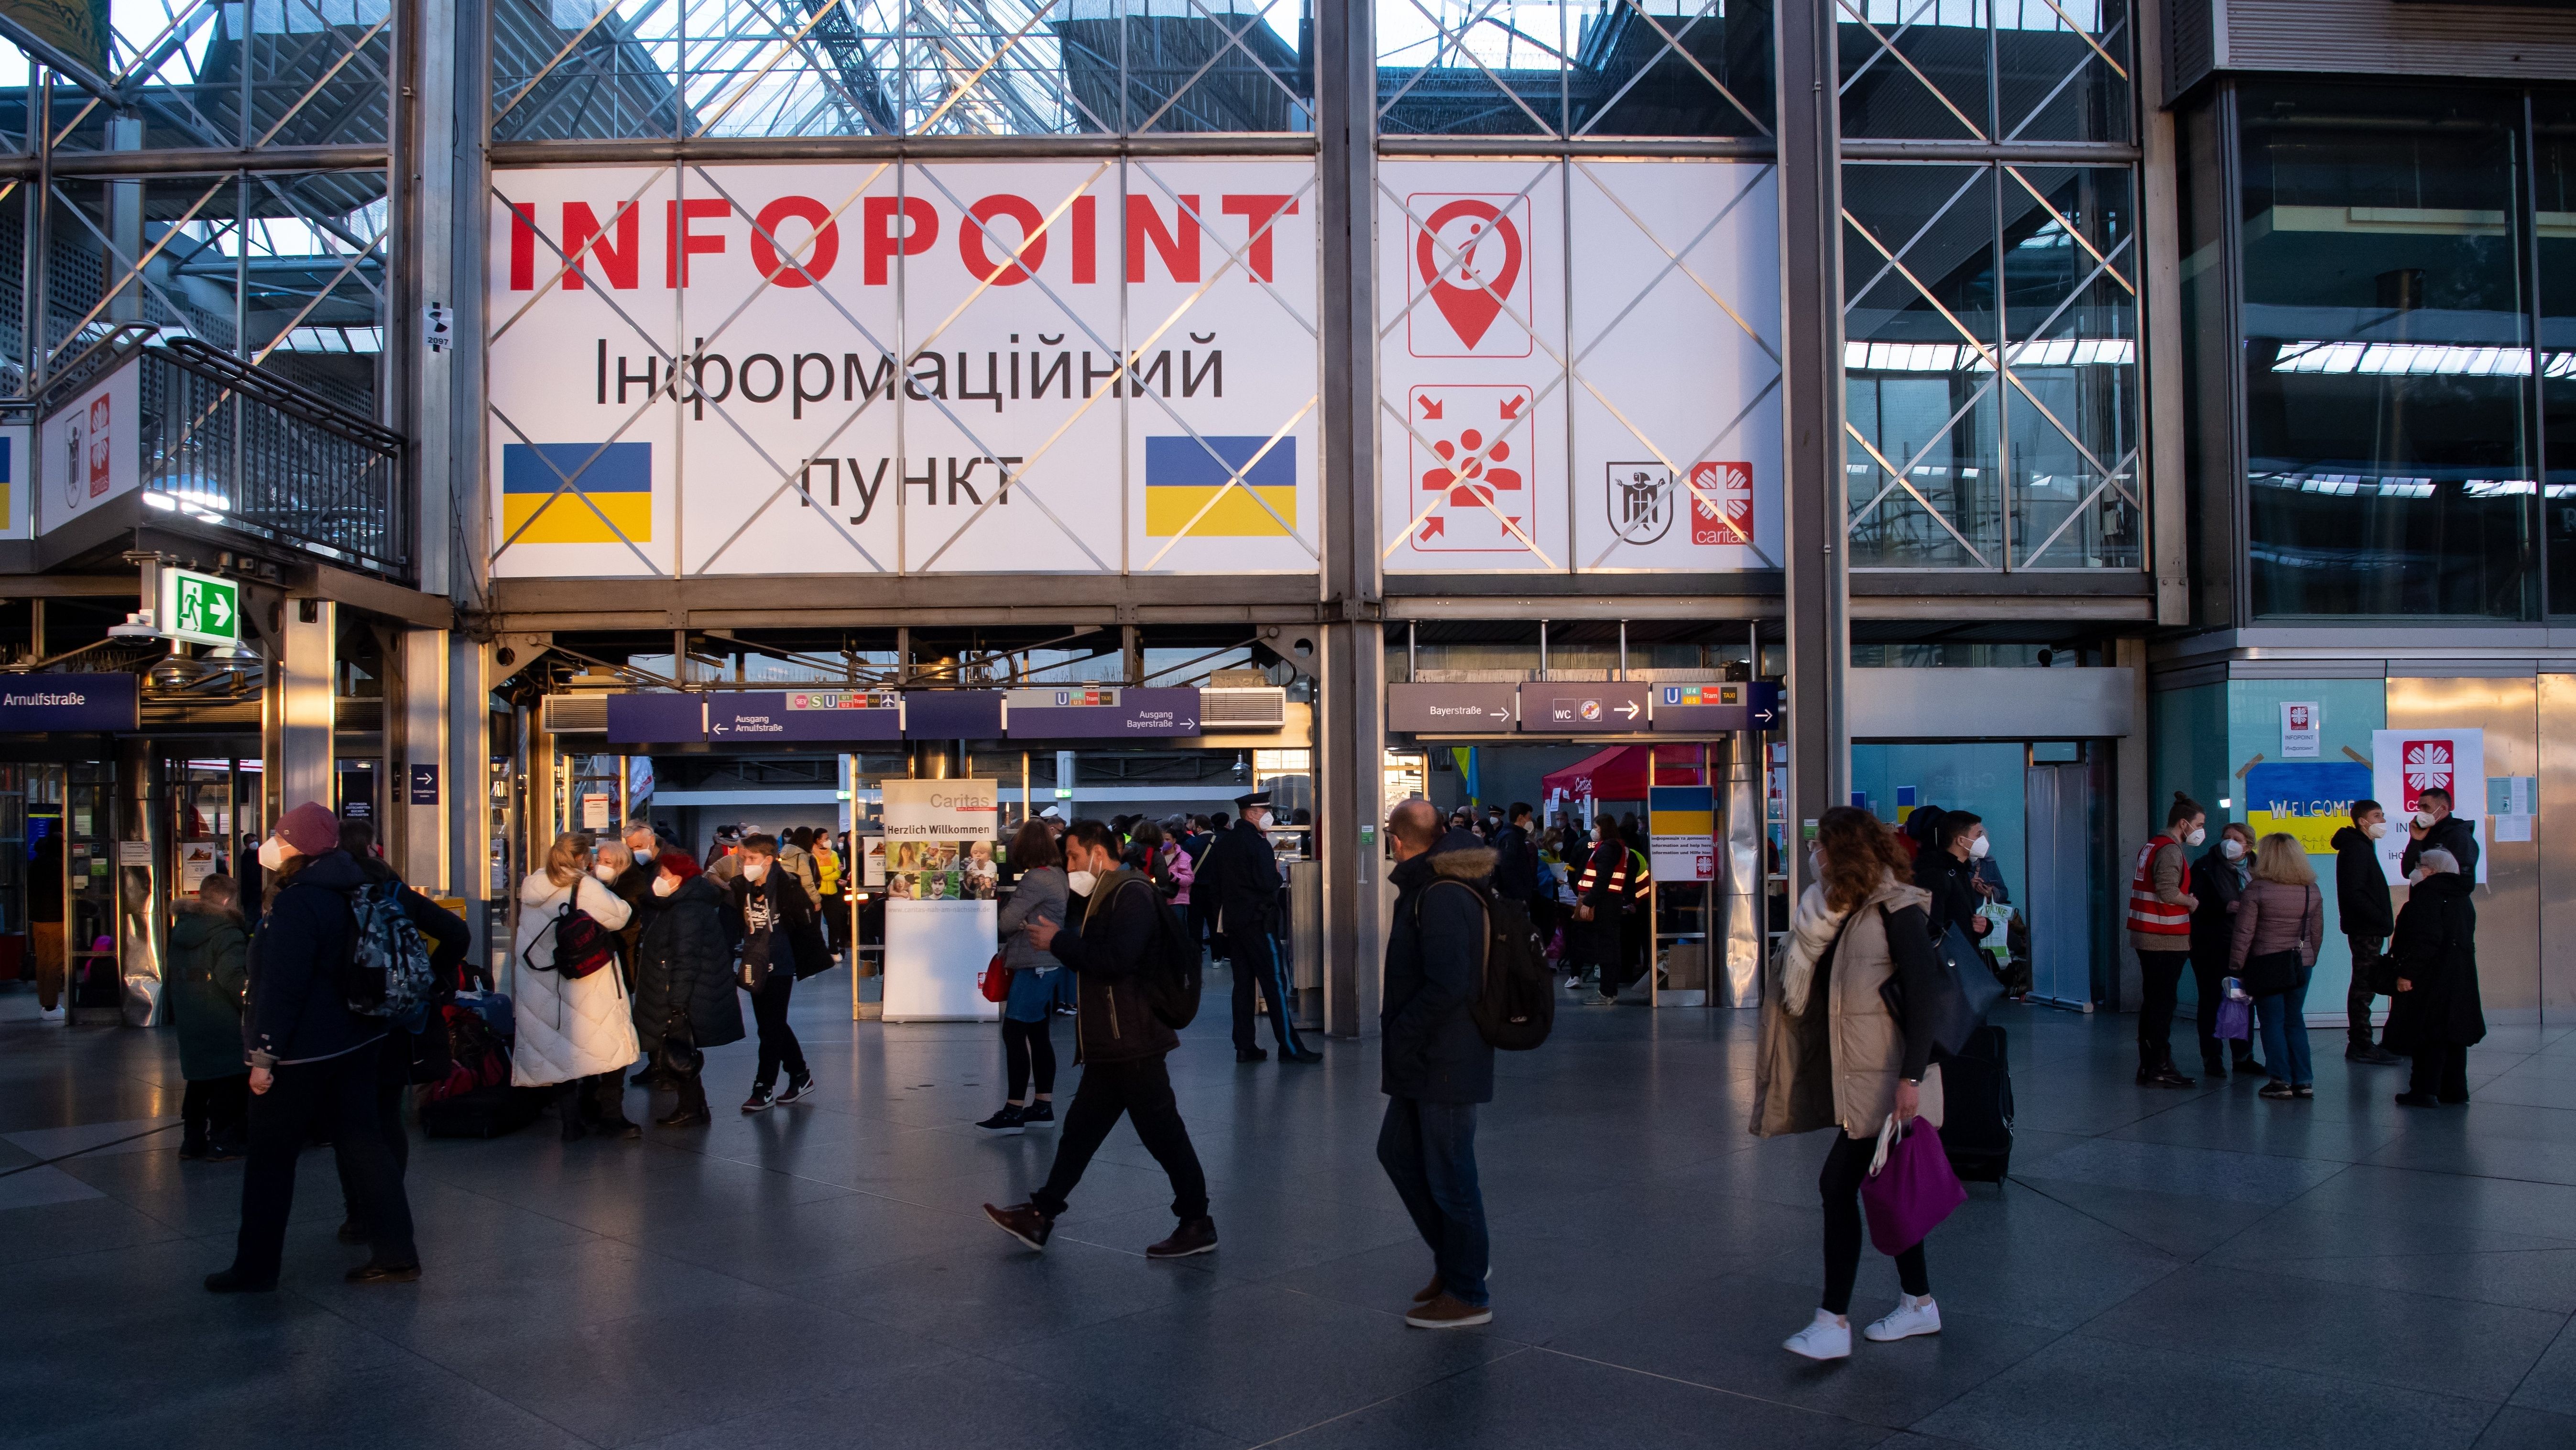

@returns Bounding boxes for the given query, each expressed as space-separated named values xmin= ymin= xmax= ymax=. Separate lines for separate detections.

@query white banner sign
xmin=1375 ymin=159 xmax=1782 ymax=574
xmin=38 ymin=359 xmax=139 ymax=535
xmin=488 ymin=160 xmax=1321 ymax=577
xmin=880 ymin=778 xmax=999 ymax=840
xmin=2370 ymin=728 xmax=2486 ymax=885
xmin=2280 ymin=701 xmax=2319 ymax=758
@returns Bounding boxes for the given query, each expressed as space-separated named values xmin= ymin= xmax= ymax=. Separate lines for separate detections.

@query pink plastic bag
xmin=1861 ymin=1116 xmax=1967 ymax=1256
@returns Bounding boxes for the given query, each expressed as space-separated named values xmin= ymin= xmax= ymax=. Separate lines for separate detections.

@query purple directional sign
xmin=904 ymin=691 xmax=1005 ymax=738
xmin=0 ymin=673 xmax=138 ymax=733
xmin=605 ymin=692 xmax=706 ymax=744
xmin=1004 ymin=686 xmax=1201 ymax=739
xmin=1652 ymin=681 xmax=1783 ymax=732
xmin=710 ymin=690 xmax=902 ymax=744
xmin=1386 ymin=683 xmax=1518 ymax=734
xmin=1523 ymin=683 xmax=1651 ymax=733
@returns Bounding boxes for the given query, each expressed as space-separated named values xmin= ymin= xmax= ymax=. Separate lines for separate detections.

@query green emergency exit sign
xmin=161 ymin=568 xmax=240 ymax=647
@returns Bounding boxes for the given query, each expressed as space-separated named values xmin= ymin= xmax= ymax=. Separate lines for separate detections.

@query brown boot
xmin=655 ymin=1074 xmax=711 ymax=1128
xmin=1405 ymin=1293 xmax=1493 ymax=1329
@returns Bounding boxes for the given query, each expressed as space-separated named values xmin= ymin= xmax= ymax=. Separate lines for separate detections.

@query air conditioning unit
xmin=540 ymin=693 xmax=609 ymax=734
xmin=1199 ymin=686 xmax=1285 ymax=730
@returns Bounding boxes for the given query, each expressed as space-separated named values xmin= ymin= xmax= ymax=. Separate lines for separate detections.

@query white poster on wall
xmin=881 ymin=778 xmax=999 ymax=840
xmin=1375 ymin=158 xmax=1782 ymax=575
xmin=2369 ymin=728 xmax=2486 ymax=885
xmin=487 ymin=160 xmax=1321 ymax=577
xmin=37 ymin=360 xmax=140 ymax=536
xmin=2280 ymin=701 xmax=2320 ymax=758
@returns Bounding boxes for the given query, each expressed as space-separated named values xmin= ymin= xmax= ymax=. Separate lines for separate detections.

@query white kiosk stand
xmin=879 ymin=780 xmax=1002 ymax=1022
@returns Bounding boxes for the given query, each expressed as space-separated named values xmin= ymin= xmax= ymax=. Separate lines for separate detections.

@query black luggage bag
xmin=1940 ymin=1024 xmax=2014 ymax=1183
xmin=418 ymin=1083 xmax=544 ymax=1139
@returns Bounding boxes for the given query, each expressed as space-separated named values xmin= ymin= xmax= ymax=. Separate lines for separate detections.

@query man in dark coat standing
xmin=2334 ymin=799 xmax=2403 ymax=1065
xmin=2385 ymin=848 xmax=2484 ymax=1107
xmin=2401 ymin=786 xmax=2481 ymax=883
xmin=1378 ymin=799 xmax=1497 ymax=1330
xmin=1196 ymin=790 xmax=1319 ymax=1063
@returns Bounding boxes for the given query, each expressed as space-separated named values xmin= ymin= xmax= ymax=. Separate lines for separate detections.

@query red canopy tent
xmin=1541 ymin=745 xmax=1708 ymax=802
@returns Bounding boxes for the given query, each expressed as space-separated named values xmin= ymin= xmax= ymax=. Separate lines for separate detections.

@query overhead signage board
xmin=711 ymin=690 xmax=902 ymax=743
xmin=1653 ymin=681 xmax=1781 ymax=733
xmin=0 ymin=672 xmax=137 ymax=732
xmin=159 ymin=567 xmax=241 ymax=647
xmin=604 ymin=692 xmax=707 ymax=744
xmin=37 ymin=355 xmax=140 ymax=536
xmin=905 ymin=691 xmax=1005 ymax=739
xmin=881 ymin=778 xmax=1000 ymax=840
xmin=487 ymin=160 xmax=1322 ymax=580
xmin=1387 ymin=682 xmax=1518 ymax=734
xmin=1004 ymin=685 xmax=1200 ymax=739
xmin=1522 ymin=682 xmax=1650 ymax=733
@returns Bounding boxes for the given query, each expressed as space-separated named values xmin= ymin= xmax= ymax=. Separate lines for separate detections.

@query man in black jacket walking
xmin=1378 ymin=800 xmax=1496 ymax=1330
xmin=2401 ymin=786 xmax=2481 ymax=883
xmin=985 ymin=820 xmax=1216 ymax=1259
xmin=1195 ymin=790 xmax=1320 ymax=1063
xmin=2336 ymin=799 xmax=2403 ymax=1065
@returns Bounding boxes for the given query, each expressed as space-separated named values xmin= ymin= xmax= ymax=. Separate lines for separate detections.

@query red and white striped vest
xmin=2128 ymin=836 xmax=2192 ymax=937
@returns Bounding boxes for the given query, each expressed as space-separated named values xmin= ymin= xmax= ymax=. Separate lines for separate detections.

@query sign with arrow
xmin=158 ymin=567 xmax=240 ymax=647
xmin=1004 ymin=686 xmax=1201 ymax=740
xmin=1653 ymin=681 xmax=1783 ymax=733
xmin=1386 ymin=683 xmax=1518 ymax=735
xmin=1528 ymin=683 xmax=1651 ymax=734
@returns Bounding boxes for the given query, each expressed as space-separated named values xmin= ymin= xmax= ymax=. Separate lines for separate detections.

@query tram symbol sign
xmin=160 ymin=568 xmax=239 ymax=647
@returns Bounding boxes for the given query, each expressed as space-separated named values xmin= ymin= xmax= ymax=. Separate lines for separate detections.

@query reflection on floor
xmin=3 ymin=975 xmax=2574 ymax=1450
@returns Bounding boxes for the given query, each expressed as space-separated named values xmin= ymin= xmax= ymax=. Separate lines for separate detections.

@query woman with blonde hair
xmin=514 ymin=832 xmax=639 ymax=1139
xmin=2229 ymin=833 xmax=2325 ymax=1101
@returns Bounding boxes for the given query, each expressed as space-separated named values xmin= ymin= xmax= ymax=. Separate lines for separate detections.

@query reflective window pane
xmin=2533 ymin=95 xmax=2576 ymax=616
xmin=2239 ymin=84 xmax=2533 ymax=619
xmin=1845 ymin=162 xmax=2002 ymax=567
xmin=2002 ymin=164 xmax=2138 ymax=567
xmin=1377 ymin=0 xmax=1568 ymax=136
xmin=1838 ymin=0 xmax=1988 ymax=141
xmin=0 ymin=0 xmax=394 ymax=154
xmin=1376 ymin=0 xmax=1770 ymax=139
xmin=1994 ymin=0 xmax=2127 ymax=144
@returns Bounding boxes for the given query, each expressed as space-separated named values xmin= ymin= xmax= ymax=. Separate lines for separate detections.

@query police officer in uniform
xmin=1197 ymin=791 xmax=1321 ymax=1063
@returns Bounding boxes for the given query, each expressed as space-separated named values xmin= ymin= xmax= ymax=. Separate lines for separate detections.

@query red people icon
xmin=1424 ymin=427 xmax=1524 ymax=506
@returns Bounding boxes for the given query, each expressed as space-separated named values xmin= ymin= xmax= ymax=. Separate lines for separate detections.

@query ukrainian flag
xmin=1144 ymin=435 xmax=1295 ymax=537
xmin=503 ymin=442 xmax=652 ymax=544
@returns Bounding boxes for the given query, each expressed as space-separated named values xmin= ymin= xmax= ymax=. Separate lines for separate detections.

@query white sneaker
xmin=1863 ymin=1295 xmax=1941 ymax=1342
xmin=1783 ymin=1310 xmax=1851 ymax=1361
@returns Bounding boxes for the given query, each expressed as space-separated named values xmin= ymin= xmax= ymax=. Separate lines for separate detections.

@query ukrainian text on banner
xmin=487 ymin=160 xmax=1321 ymax=577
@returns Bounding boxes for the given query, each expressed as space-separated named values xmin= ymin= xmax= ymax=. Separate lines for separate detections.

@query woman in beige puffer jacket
xmin=1765 ymin=806 xmax=1955 ymax=1363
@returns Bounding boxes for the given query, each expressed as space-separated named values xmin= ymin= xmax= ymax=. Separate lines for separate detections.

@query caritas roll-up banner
xmin=488 ymin=161 xmax=1321 ymax=578
xmin=2370 ymin=728 xmax=2485 ymax=885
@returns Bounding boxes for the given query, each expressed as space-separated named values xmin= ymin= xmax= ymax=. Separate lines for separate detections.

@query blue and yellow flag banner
xmin=502 ymin=441 xmax=652 ymax=544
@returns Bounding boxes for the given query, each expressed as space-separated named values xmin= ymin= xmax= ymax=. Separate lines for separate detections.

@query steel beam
xmin=486 ymin=135 xmax=1321 ymax=167
xmin=0 ymin=144 xmax=391 ymax=178
xmin=2137 ymin=0 xmax=2191 ymax=626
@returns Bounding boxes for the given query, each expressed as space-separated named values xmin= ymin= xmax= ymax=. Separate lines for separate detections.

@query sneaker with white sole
xmin=1783 ymin=1310 xmax=1852 ymax=1361
xmin=1405 ymin=1293 xmax=1492 ymax=1329
xmin=1862 ymin=1294 xmax=1941 ymax=1342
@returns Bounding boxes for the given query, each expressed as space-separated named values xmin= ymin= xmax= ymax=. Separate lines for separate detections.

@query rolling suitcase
xmin=418 ymin=1083 xmax=543 ymax=1139
xmin=1939 ymin=1024 xmax=2014 ymax=1184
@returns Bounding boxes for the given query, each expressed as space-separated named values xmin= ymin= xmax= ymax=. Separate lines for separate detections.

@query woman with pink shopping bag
xmin=1753 ymin=805 xmax=1963 ymax=1362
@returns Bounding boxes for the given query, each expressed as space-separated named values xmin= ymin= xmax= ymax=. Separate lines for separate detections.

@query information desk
xmin=882 ymin=898 xmax=999 ymax=1022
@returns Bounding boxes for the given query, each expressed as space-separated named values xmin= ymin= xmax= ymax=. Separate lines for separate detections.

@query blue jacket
xmin=243 ymin=849 xmax=382 ymax=1069
xmin=1380 ymin=831 xmax=1497 ymax=1105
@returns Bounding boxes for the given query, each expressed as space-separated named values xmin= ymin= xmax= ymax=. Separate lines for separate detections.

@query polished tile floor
xmin=3 ymin=977 xmax=2574 ymax=1450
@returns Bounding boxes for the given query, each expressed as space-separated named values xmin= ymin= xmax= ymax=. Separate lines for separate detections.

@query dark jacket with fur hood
xmin=1382 ymin=831 xmax=1497 ymax=1105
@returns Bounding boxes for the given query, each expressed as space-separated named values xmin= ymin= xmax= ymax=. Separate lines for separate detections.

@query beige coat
xmin=1757 ymin=877 xmax=1944 ymax=1141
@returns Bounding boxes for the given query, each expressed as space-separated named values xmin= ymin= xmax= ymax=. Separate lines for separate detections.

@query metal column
xmin=1720 ymin=731 xmax=1763 ymax=1008
xmin=1775 ymin=0 xmax=1849 ymax=891
xmin=275 ymin=600 xmax=337 ymax=814
xmin=401 ymin=628 xmax=449 ymax=891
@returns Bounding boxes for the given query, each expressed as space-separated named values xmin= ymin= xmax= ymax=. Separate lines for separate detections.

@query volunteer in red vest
xmin=2129 ymin=792 xmax=2207 ymax=1088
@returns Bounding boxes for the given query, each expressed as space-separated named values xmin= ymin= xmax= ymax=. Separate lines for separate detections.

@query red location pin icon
xmin=1417 ymin=199 xmax=1521 ymax=350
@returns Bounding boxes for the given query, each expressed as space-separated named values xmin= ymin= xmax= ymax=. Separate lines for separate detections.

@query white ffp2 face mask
xmin=1066 ymin=869 xmax=1098 ymax=895
xmin=257 ymin=835 xmax=289 ymax=871
xmin=1967 ymin=834 xmax=1990 ymax=860
xmin=593 ymin=863 xmax=618 ymax=882
xmin=2415 ymin=809 xmax=2438 ymax=829
xmin=2222 ymin=838 xmax=2247 ymax=860
xmin=2184 ymin=827 xmax=2208 ymax=847
xmin=2365 ymin=820 xmax=2390 ymax=840
xmin=743 ymin=860 xmax=770 ymax=884
xmin=651 ymin=874 xmax=679 ymax=897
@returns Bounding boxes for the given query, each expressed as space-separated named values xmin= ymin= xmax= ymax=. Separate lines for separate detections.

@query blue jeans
xmin=2256 ymin=976 xmax=2313 ymax=1086
xmin=1376 ymin=1097 xmax=1488 ymax=1307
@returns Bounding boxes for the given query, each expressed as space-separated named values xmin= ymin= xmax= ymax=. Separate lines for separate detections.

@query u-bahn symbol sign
xmin=160 ymin=568 xmax=239 ymax=647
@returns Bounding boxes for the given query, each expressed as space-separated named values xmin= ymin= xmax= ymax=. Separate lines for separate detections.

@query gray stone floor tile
xmin=1916 ymin=1334 xmax=2500 ymax=1450
xmin=623 ymin=1358 xmax=1246 ymax=1450
xmin=2476 ymin=1406 xmax=2576 ymax=1450
xmin=3 ymin=1358 xmax=599 ymax=1450
xmin=2077 ymin=1261 xmax=2566 ymax=1404
xmin=1998 ymin=1176 xmax=2283 ymax=1259
xmin=786 ymin=1233 xmax=1229 ymax=1349
xmin=2511 ymin=1318 xmax=2576 ymax=1417
xmin=2003 ymin=1136 xmax=2348 ymax=1205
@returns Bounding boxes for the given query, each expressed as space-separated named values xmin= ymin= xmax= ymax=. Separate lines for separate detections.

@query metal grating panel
xmin=2216 ymin=0 xmax=2576 ymax=80
xmin=1199 ymin=686 xmax=1285 ymax=727
xmin=541 ymin=693 xmax=610 ymax=733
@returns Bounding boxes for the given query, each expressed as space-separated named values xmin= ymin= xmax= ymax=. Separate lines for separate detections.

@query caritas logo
xmin=2402 ymin=739 xmax=2452 ymax=813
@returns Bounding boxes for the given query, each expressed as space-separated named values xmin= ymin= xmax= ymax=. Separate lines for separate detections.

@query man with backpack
xmin=1379 ymin=799 xmax=1499 ymax=1329
xmin=984 ymin=819 xmax=1216 ymax=1260
xmin=334 ymin=820 xmax=469 ymax=1252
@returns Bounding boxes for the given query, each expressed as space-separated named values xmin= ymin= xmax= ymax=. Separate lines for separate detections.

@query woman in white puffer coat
xmin=513 ymin=832 xmax=638 ymax=1140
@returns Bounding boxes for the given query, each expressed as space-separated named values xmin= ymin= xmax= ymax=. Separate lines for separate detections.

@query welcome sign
xmin=880 ymin=778 xmax=999 ymax=840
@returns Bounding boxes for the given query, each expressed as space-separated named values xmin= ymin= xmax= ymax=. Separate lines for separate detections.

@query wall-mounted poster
xmin=2369 ymin=728 xmax=2485 ymax=885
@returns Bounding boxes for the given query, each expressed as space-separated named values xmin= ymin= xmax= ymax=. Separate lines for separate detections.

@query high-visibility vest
xmin=813 ymin=843 xmax=841 ymax=894
xmin=2128 ymin=836 xmax=2191 ymax=937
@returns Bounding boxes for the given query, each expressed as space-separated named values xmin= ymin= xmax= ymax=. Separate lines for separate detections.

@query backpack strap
xmin=1417 ymin=878 xmax=1492 ymax=989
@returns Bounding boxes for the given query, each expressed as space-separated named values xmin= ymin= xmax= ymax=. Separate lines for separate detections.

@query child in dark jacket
xmin=169 ymin=874 xmax=251 ymax=1160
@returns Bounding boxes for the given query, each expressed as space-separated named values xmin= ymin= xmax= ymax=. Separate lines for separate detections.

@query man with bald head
xmin=1377 ymin=796 xmax=1498 ymax=1329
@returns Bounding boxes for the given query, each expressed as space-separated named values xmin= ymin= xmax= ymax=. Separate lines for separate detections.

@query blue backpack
xmin=345 ymin=880 xmax=438 ymax=1031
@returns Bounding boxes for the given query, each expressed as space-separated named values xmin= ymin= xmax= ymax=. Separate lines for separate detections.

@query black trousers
xmin=1228 ymin=927 xmax=1307 ymax=1054
xmin=1032 ymin=1055 xmax=1208 ymax=1221
xmin=232 ymin=1043 xmax=415 ymax=1279
xmin=1002 ymin=1015 xmax=1057 ymax=1100
xmin=2137 ymin=949 xmax=2190 ymax=1071
xmin=336 ymin=1081 xmax=409 ymax=1230
xmin=2348 ymin=934 xmax=2388 ymax=1048
xmin=2189 ymin=952 xmax=2258 ymax=1070
xmin=1820 ymin=1129 xmax=1928 ymax=1316
xmin=2411 ymin=1043 xmax=2470 ymax=1101
xmin=749 ymin=971 xmax=807 ymax=1089
xmin=182 ymin=1075 xmax=250 ymax=1152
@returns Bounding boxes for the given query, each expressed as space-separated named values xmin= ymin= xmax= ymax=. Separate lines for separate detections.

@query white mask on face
xmin=593 ymin=863 xmax=618 ymax=882
xmin=2221 ymin=838 xmax=2247 ymax=860
xmin=652 ymin=874 xmax=678 ymax=897
xmin=1968 ymin=834 xmax=1990 ymax=860
xmin=2415 ymin=809 xmax=2438 ymax=829
xmin=257 ymin=835 xmax=289 ymax=871
xmin=2184 ymin=827 xmax=2208 ymax=847
xmin=1066 ymin=869 xmax=1098 ymax=896
xmin=743 ymin=860 xmax=770 ymax=884
xmin=2365 ymin=820 xmax=2390 ymax=840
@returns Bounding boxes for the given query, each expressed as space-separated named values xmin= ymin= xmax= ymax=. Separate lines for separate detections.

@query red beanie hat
xmin=276 ymin=801 xmax=340 ymax=857
xmin=656 ymin=850 xmax=702 ymax=879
